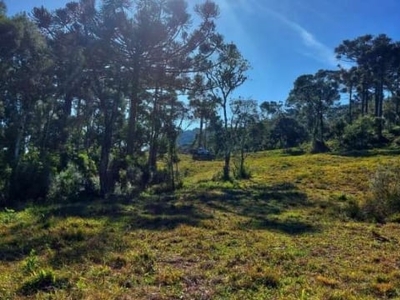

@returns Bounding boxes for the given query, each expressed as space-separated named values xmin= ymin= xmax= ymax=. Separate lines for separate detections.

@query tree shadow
xmin=190 ymin=181 xmax=317 ymax=235
xmin=334 ymin=149 xmax=400 ymax=157
xmin=0 ymin=196 xmax=212 ymax=263
xmin=240 ymin=217 xmax=315 ymax=234
xmin=29 ymin=195 xmax=212 ymax=230
xmin=0 ymin=223 xmax=110 ymax=264
xmin=0 ymin=181 xmax=316 ymax=265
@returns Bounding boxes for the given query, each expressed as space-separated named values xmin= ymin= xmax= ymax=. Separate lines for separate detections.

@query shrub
xmin=19 ymin=269 xmax=68 ymax=295
xmin=8 ymin=156 xmax=50 ymax=203
xmin=233 ymin=163 xmax=252 ymax=180
xmin=342 ymin=116 xmax=375 ymax=150
xmin=48 ymin=163 xmax=85 ymax=202
xmin=389 ymin=126 xmax=400 ymax=137
xmin=21 ymin=250 xmax=39 ymax=275
xmin=72 ymin=152 xmax=99 ymax=194
xmin=363 ymin=164 xmax=400 ymax=222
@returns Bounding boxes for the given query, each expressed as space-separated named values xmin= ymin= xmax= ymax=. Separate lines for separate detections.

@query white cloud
xmin=249 ymin=2 xmax=341 ymax=68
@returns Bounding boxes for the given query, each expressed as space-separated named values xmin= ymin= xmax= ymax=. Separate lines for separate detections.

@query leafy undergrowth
xmin=1 ymin=151 xmax=400 ymax=299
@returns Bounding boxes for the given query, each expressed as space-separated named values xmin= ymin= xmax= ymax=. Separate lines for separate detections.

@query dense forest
xmin=1 ymin=0 xmax=400 ymax=205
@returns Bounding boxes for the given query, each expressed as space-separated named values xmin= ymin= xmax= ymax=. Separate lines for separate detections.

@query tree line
xmin=0 ymin=0 xmax=399 ymax=205
xmin=190 ymin=34 xmax=400 ymax=160
xmin=0 ymin=0 xmax=250 ymax=204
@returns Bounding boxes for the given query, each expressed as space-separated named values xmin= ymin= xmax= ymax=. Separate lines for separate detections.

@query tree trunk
xmin=198 ymin=116 xmax=204 ymax=147
xmin=240 ymin=146 xmax=245 ymax=177
xmin=396 ymin=92 xmax=400 ymax=125
xmin=127 ymin=64 xmax=140 ymax=156
xmin=60 ymin=93 xmax=73 ymax=169
xmin=223 ymin=153 xmax=230 ymax=180
xmin=361 ymin=88 xmax=365 ymax=116
xmin=99 ymin=92 xmax=119 ymax=197
xmin=374 ymin=84 xmax=380 ymax=117
xmin=348 ymin=85 xmax=353 ymax=123
xmin=319 ymin=106 xmax=324 ymax=142
xmin=377 ymin=79 xmax=384 ymax=139
xmin=222 ymin=98 xmax=230 ymax=180
xmin=99 ymin=113 xmax=113 ymax=197
xmin=204 ymin=120 xmax=208 ymax=148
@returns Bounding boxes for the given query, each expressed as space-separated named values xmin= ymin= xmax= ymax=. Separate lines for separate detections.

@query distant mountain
xmin=177 ymin=128 xmax=198 ymax=146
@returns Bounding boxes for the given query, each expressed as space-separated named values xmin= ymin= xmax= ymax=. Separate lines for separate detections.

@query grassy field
xmin=1 ymin=150 xmax=400 ymax=299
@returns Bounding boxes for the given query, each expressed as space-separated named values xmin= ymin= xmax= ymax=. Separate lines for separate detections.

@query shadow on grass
xmin=0 ymin=181 xmax=315 ymax=265
xmin=0 ymin=223 xmax=109 ymax=264
xmin=241 ymin=218 xmax=315 ymax=234
xmin=334 ymin=149 xmax=400 ymax=157
xmin=0 ymin=196 xmax=212 ymax=263
xmin=190 ymin=181 xmax=317 ymax=235
xmin=45 ymin=198 xmax=211 ymax=229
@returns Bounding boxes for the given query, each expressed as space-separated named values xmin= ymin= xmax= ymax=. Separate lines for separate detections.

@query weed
xmin=19 ymin=269 xmax=68 ymax=295
xmin=363 ymin=164 xmax=400 ymax=222
xmin=132 ymin=252 xmax=156 ymax=275
xmin=21 ymin=249 xmax=39 ymax=275
xmin=1 ymin=207 xmax=17 ymax=224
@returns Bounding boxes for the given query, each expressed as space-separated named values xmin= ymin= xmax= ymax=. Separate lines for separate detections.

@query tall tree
xmin=113 ymin=0 xmax=222 ymax=156
xmin=338 ymin=66 xmax=358 ymax=123
xmin=287 ymin=70 xmax=339 ymax=152
xmin=0 ymin=11 xmax=54 ymax=200
xmin=207 ymin=43 xmax=250 ymax=179
xmin=230 ymin=98 xmax=258 ymax=178
xmin=336 ymin=34 xmax=397 ymax=138
xmin=188 ymin=73 xmax=216 ymax=148
xmin=32 ymin=1 xmax=98 ymax=166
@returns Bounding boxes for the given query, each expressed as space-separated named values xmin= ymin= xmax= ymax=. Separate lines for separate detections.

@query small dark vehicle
xmin=191 ymin=147 xmax=215 ymax=161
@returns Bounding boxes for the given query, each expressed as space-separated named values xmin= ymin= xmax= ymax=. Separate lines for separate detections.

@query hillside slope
xmin=1 ymin=151 xmax=400 ymax=299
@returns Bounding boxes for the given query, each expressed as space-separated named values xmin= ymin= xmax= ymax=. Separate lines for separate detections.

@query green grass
xmin=1 ymin=150 xmax=400 ymax=299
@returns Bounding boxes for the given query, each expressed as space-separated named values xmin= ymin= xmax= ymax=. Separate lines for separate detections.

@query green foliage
xmin=73 ymin=152 xmax=99 ymax=194
xmin=48 ymin=163 xmax=85 ymax=202
xmin=363 ymin=164 xmax=400 ymax=222
xmin=21 ymin=250 xmax=39 ymax=276
xmin=342 ymin=116 xmax=375 ymax=150
xmin=19 ymin=269 xmax=67 ymax=296
xmin=232 ymin=161 xmax=252 ymax=179
xmin=2 ymin=151 xmax=400 ymax=298
xmin=0 ymin=161 xmax=11 ymax=205
xmin=388 ymin=126 xmax=400 ymax=137
xmin=0 ymin=207 xmax=17 ymax=223
xmin=9 ymin=156 xmax=50 ymax=203
xmin=271 ymin=116 xmax=309 ymax=149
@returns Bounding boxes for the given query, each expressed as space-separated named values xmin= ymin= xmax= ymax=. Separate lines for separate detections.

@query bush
xmin=9 ymin=160 xmax=50 ymax=203
xmin=389 ymin=126 xmax=400 ymax=137
xmin=19 ymin=269 xmax=68 ymax=295
xmin=233 ymin=163 xmax=252 ymax=180
xmin=362 ymin=164 xmax=400 ymax=222
xmin=48 ymin=163 xmax=85 ymax=202
xmin=342 ymin=116 xmax=375 ymax=150
xmin=72 ymin=152 xmax=99 ymax=194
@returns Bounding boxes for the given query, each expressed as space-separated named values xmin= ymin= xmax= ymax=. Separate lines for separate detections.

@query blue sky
xmin=4 ymin=0 xmax=400 ymax=104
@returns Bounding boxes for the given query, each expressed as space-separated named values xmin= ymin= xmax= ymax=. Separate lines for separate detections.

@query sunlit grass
xmin=1 ymin=150 xmax=400 ymax=299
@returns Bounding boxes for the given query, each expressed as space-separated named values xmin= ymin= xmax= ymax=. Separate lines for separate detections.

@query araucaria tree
xmin=287 ymin=70 xmax=339 ymax=153
xmin=0 ymin=0 xmax=224 ymax=203
xmin=335 ymin=34 xmax=398 ymax=138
